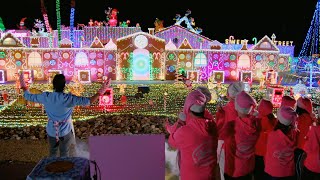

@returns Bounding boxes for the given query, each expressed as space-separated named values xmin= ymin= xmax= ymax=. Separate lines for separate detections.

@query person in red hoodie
xmin=295 ymin=97 xmax=314 ymax=180
xmin=280 ymin=95 xmax=297 ymax=109
xmin=265 ymin=106 xmax=298 ymax=180
xmin=216 ymin=82 xmax=245 ymax=180
xmin=223 ymin=91 xmax=260 ymax=180
xmin=302 ymin=117 xmax=320 ymax=179
xmin=166 ymin=89 xmax=218 ymax=180
xmin=254 ymin=99 xmax=277 ymax=180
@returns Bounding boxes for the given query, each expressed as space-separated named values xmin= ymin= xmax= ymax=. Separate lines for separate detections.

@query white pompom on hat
xmin=182 ymin=89 xmax=207 ymax=119
xmin=277 ymin=106 xmax=298 ymax=126
xmin=227 ymin=81 xmax=245 ymax=99
xmin=235 ymin=91 xmax=257 ymax=115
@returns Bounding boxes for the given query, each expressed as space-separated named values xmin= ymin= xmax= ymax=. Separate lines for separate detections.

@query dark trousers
xmin=224 ymin=173 xmax=252 ymax=180
xmin=301 ymin=166 xmax=320 ymax=180
xmin=48 ymin=131 xmax=73 ymax=157
xmin=265 ymin=173 xmax=295 ymax=180
xmin=254 ymin=155 xmax=267 ymax=180
xmin=294 ymin=148 xmax=305 ymax=180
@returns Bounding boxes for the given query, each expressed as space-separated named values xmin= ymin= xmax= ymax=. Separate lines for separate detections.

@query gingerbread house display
xmin=116 ymin=32 xmax=166 ymax=80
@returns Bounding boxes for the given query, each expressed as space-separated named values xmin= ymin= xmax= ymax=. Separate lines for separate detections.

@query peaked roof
xmin=252 ymin=35 xmax=279 ymax=51
xmin=178 ymin=38 xmax=193 ymax=49
xmin=117 ymin=31 xmax=165 ymax=42
xmin=165 ymin=39 xmax=177 ymax=50
xmin=90 ymin=36 xmax=104 ymax=48
xmin=105 ymin=39 xmax=117 ymax=50
xmin=155 ymin=25 xmax=213 ymax=42
xmin=0 ymin=33 xmax=26 ymax=47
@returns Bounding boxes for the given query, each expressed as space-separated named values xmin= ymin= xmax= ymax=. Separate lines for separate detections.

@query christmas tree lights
xmin=297 ymin=0 xmax=320 ymax=87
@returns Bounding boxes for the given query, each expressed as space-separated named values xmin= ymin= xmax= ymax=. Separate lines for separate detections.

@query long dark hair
xmin=274 ymin=121 xmax=292 ymax=135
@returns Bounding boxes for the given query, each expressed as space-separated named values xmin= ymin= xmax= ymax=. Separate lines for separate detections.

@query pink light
xmin=99 ymin=88 xmax=113 ymax=106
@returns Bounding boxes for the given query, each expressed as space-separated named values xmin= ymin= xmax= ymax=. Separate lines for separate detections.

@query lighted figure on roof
xmin=18 ymin=17 xmax=27 ymax=30
xmin=154 ymin=18 xmax=164 ymax=32
xmin=120 ymin=20 xmax=130 ymax=27
xmin=105 ymin=7 xmax=118 ymax=27
xmin=34 ymin=19 xmax=46 ymax=36
xmin=173 ymin=9 xmax=202 ymax=34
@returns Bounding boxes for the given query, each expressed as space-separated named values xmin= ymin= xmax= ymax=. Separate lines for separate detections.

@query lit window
xmin=194 ymin=52 xmax=207 ymax=66
xmin=28 ymin=52 xmax=42 ymax=67
xmin=238 ymin=54 xmax=251 ymax=69
xmin=260 ymin=42 xmax=271 ymax=49
xmin=75 ymin=52 xmax=89 ymax=67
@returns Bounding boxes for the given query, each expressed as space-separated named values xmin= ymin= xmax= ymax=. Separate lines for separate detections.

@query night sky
xmin=0 ymin=0 xmax=318 ymax=56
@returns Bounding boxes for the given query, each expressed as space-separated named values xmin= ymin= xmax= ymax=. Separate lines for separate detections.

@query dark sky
xmin=0 ymin=0 xmax=318 ymax=56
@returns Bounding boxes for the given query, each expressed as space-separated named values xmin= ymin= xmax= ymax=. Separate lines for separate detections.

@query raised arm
xmin=90 ymin=78 xmax=111 ymax=104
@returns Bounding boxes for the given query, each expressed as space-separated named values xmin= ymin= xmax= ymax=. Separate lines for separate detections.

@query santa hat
xmin=196 ymin=86 xmax=211 ymax=103
xmin=180 ymin=89 xmax=206 ymax=121
xmin=227 ymin=81 xmax=245 ymax=99
xmin=297 ymin=97 xmax=313 ymax=114
xmin=277 ymin=106 xmax=297 ymax=126
xmin=258 ymin=99 xmax=274 ymax=116
xmin=235 ymin=91 xmax=257 ymax=115
xmin=281 ymin=96 xmax=297 ymax=109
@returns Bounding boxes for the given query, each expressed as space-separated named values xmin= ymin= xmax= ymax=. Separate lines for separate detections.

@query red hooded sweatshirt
xmin=303 ymin=125 xmax=320 ymax=173
xmin=168 ymin=110 xmax=218 ymax=180
xmin=224 ymin=116 xmax=260 ymax=177
xmin=216 ymin=100 xmax=238 ymax=140
xmin=255 ymin=114 xmax=276 ymax=156
xmin=265 ymin=129 xmax=297 ymax=177
xmin=297 ymin=113 xmax=313 ymax=149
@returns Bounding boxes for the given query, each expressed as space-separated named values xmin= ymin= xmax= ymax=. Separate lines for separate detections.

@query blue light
xmin=297 ymin=1 xmax=320 ymax=70
xmin=70 ymin=8 xmax=75 ymax=47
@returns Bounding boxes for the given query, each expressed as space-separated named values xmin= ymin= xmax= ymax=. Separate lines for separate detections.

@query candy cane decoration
xmin=153 ymin=52 xmax=161 ymax=60
xmin=122 ymin=52 xmax=129 ymax=59
xmin=40 ymin=0 xmax=51 ymax=32
xmin=229 ymin=36 xmax=235 ymax=44
xmin=252 ymin=37 xmax=257 ymax=45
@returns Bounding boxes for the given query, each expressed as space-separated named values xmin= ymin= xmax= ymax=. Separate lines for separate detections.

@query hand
xmin=98 ymin=78 xmax=111 ymax=95
xmin=164 ymin=119 xmax=171 ymax=133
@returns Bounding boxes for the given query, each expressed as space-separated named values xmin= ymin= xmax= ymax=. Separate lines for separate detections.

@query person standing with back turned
xmin=20 ymin=73 xmax=111 ymax=157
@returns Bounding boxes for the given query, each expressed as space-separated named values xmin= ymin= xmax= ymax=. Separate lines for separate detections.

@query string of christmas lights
xmin=56 ymin=0 xmax=61 ymax=44
xmin=70 ymin=0 xmax=76 ymax=47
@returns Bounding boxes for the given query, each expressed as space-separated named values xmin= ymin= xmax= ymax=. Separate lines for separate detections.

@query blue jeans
xmin=48 ymin=131 xmax=73 ymax=157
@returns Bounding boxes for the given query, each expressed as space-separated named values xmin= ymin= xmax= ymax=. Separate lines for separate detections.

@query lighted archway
xmin=28 ymin=52 xmax=42 ymax=67
xmin=75 ymin=52 xmax=89 ymax=67
xmin=238 ymin=54 xmax=251 ymax=69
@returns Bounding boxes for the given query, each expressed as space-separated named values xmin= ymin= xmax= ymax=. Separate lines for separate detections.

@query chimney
xmin=148 ymin=28 xmax=155 ymax=35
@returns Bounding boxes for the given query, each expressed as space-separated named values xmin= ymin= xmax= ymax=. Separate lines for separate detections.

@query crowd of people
xmin=166 ymin=82 xmax=320 ymax=180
